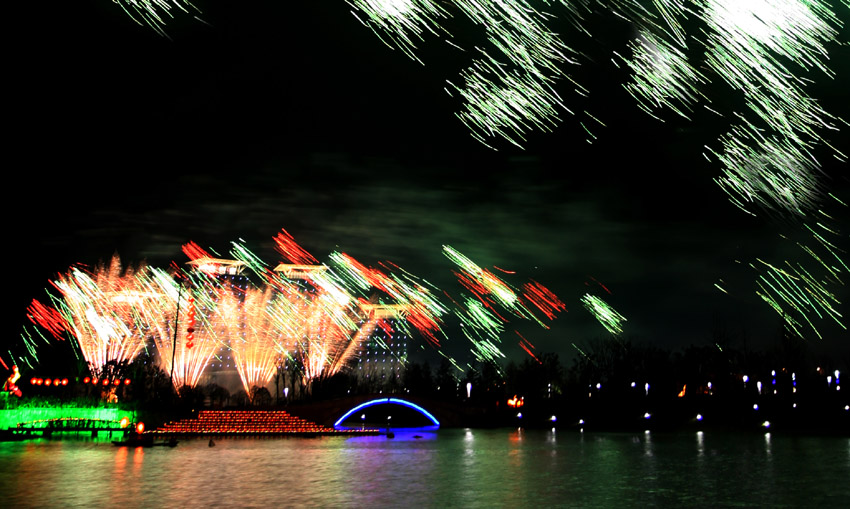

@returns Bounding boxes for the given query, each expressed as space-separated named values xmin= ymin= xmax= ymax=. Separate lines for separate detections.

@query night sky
xmin=9 ymin=2 xmax=849 ymax=366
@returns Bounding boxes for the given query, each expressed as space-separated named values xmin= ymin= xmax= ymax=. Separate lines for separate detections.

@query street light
xmin=169 ymin=274 xmax=185 ymax=392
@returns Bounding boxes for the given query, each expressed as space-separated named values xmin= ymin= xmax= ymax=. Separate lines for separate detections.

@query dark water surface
xmin=2 ymin=429 xmax=848 ymax=508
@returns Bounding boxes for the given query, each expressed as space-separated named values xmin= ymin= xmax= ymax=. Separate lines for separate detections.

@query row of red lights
xmin=159 ymin=426 xmax=332 ymax=433
xmin=29 ymin=378 xmax=132 ymax=386
xmin=82 ymin=377 xmax=132 ymax=386
xmin=30 ymin=378 xmax=68 ymax=386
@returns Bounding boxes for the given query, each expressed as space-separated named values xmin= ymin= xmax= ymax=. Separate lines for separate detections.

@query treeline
xmin=8 ymin=335 xmax=847 ymax=432
xmin=313 ymin=336 xmax=849 ymax=405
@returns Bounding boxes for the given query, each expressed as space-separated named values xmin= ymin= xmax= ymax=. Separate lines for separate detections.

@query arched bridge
xmin=333 ymin=397 xmax=440 ymax=428
xmin=286 ymin=394 xmax=487 ymax=428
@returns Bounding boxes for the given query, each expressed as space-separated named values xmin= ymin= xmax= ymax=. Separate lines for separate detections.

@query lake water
xmin=1 ymin=428 xmax=848 ymax=508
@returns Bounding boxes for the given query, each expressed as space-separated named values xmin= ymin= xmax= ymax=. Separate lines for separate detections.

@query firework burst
xmin=443 ymin=245 xmax=565 ymax=362
xmin=30 ymin=256 xmax=162 ymax=378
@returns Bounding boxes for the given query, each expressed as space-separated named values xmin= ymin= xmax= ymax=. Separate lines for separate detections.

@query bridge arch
xmin=333 ymin=397 xmax=440 ymax=428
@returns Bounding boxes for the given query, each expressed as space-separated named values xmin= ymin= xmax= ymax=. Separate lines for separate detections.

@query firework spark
xmin=113 ymin=0 xmax=201 ymax=37
xmin=619 ymin=28 xmax=708 ymax=122
xmin=36 ymin=256 xmax=163 ymax=378
xmin=750 ymin=194 xmax=847 ymax=339
xmin=699 ymin=0 xmax=845 ymax=216
xmin=223 ymin=287 xmax=285 ymax=397
xmin=581 ymin=293 xmax=627 ymax=335
xmin=443 ymin=245 xmax=565 ymax=361
xmin=347 ymin=0 xmax=450 ymax=63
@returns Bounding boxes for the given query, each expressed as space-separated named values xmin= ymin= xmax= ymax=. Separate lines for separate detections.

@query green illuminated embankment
xmin=0 ymin=407 xmax=133 ymax=430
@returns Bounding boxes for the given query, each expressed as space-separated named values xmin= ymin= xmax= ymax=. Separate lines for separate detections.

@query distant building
xmin=357 ymin=304 xmax=409 ymax=386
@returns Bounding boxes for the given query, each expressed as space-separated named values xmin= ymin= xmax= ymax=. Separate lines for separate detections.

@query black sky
xmin=9 ymin=2 xmax=849 ymax=366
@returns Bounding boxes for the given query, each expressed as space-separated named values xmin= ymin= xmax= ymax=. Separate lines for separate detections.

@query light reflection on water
xmin=1 ymin=430 xmax=848 ymax=508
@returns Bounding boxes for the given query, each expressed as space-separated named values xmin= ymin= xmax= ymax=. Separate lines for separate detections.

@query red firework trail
xmin=26 ymin=299 xmax=69 ymax=341
xmin=522 ymin=280 xmax=567 ymax=320
xmin=586 ymin=276 xmax=612 ymax=294
xmin=515 ymin=330 xmax=540 ymax=363
xmin=274 ymin=229 xmax=319 ymax=264
xmin=182 ymin=241 xmax=212 ymax=261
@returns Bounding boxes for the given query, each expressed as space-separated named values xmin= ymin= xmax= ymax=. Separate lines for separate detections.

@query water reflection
xmin=696 ymin=431 xmax=705 ymax=456
xmin=1 ymin=430 xmax=848 ymax=507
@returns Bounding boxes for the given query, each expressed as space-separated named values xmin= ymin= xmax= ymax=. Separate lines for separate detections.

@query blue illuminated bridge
xmin=334 ymin=397 xmax=440 ymax=429
xmin=288 ymin=394 xmax=486 ymax=429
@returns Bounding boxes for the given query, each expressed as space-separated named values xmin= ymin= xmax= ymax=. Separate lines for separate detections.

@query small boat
xmin=112 ymin=433 xmax=177 ymax=448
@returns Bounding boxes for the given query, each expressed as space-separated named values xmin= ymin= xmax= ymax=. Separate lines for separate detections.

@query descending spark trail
xmin=449 ymin=52 xmax=570 ymax=150
xmin=274 ymin=229 xmax=320 ymax=265
xmin=443 ymin=245 xmax=565 ymax=362
xmin=523 ymin=280 xmax=567 ymax=321
xmin=581 ymin=293 xmax=627 ymax=335
xmin=708 ymin=123 xmax=825 ymax=216
xmin=330 ymin=252 xmax=447 ymax=347
xmin=26 ymin=299 xmax=70 ymax=342
xmin=619 ymin=28 xmax=708 ymax=122
xmin=447 ymin=0 xmax=584 ymax=149
xmin=750 ymin=194 xmax=848 ymax=339
xmin=347 ymin=0 xmax=449 ymax=63
xmin=113 ymin=0 xmax=201 ymax=37
xmin=699 ymin=0 xmax=845 ymax=216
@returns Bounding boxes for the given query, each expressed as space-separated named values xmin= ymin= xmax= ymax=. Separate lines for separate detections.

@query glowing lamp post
xmin=169 ymin=276 xmax=184 ymax=392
